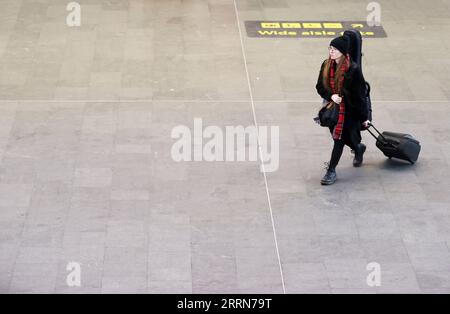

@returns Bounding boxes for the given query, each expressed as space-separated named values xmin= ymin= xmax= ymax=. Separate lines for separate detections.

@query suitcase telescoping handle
xmin=366 ymin=122 xmax=393 ymax=147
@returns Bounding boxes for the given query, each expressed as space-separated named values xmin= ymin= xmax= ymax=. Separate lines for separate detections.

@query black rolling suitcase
xmin=366 ymin=122 xmax=421 ymax=164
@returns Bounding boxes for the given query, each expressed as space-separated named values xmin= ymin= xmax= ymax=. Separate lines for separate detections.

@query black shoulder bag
xmin=317 ymin=101 xmax=339 ymax=127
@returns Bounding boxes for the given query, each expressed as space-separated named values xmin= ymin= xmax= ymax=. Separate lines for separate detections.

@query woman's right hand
xmin=331 ymin=94 xmax=342 ymax=104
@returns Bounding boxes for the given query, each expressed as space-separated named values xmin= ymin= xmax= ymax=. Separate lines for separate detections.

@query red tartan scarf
xmin=329 ymin=55 xmax=350 ymax=140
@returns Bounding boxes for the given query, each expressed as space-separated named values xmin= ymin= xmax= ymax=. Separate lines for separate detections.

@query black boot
xmin=321 ymin=167 xmax=337 ymax=185
xmin=353 ymin=143 xmax=366 ymax=167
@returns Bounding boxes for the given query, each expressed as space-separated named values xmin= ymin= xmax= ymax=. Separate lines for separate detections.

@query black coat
xmin=316 ymin=59 xmax=369 ymax=123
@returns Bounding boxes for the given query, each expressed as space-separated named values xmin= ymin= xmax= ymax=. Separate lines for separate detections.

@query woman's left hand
xmin=362 ymin=120 xmax=370 ymax=128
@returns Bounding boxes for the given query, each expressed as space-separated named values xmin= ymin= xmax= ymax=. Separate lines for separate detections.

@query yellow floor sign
xmin=245 ymin=21 xmax=387 ymax=38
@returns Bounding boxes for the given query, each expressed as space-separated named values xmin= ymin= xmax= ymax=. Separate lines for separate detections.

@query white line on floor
xmin=232 ymin=0 xmax=286 ymax=294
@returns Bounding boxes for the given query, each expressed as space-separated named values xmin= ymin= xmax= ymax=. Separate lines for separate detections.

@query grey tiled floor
xmin=1 ymin=0 xmax=450 ymax=293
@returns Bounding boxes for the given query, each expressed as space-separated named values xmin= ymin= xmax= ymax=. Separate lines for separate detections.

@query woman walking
xmin=316 ymin=35 xmax=370 ymax=185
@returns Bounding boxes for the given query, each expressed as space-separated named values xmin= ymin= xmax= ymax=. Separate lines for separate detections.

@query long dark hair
xmin=322 ymin=54 xmax=350 ymax=94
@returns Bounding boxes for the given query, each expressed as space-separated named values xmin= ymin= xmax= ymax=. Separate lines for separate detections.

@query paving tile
xmin=147 ymin=251 xmax=191 ymax=282
xmin=9 ymin=275 xmax=57 ymax=293
xmin=324 ymin=259 xmax=370 ymax=290
xmin=283 ymin=262 xmax=330 ymax=293
xmin=374 ymin=262 xmax=421 ymax=294
xmin=148 ymin=280 xmax=192 ymax=294
xmin=415 ymin=272 xmax=450 ymax=290
xmin=74 ymin=168 xmax=112 ymax=188
xmin=404 ymin=241 xmax=450 ymax=272
xmin=101 ymin=276 xmax=147 ymax=294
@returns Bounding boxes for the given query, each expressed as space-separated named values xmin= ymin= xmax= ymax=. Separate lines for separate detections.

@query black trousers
xmin=328 ymin=119 xmax=362 ymax=170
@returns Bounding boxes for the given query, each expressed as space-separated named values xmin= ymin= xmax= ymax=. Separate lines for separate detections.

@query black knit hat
xmin=330 ymin=35 xmax=349 ymax=55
